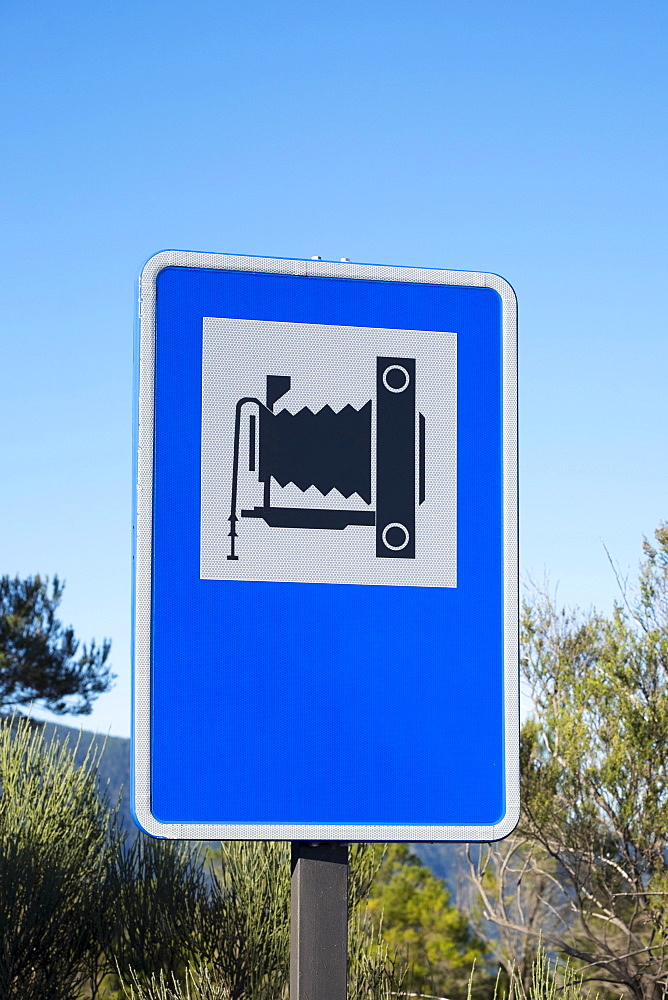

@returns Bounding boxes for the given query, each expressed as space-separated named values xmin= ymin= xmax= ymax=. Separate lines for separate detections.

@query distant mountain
xmin=412 ymin=841 xmax=473 ymax=902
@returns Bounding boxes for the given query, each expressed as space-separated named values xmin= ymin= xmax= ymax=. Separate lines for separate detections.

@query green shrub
xmin=195 ymin=841 xmax=403 ymax=1000
xmin=200 ymin=841 xmax=290 ymax=1000
xmin=0 ymin=714 xmax=116 ymax=999
xmin=364 ymin=844 xmax=492 ymax=999
xmin=99 ymin=834 xmax=213 ymax=989
xmin=492 ymin=944 xmax=607 ymax=1000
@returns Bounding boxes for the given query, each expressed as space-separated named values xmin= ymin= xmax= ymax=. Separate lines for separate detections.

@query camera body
xmin=228 ymin=357 xmax=425 ymax=561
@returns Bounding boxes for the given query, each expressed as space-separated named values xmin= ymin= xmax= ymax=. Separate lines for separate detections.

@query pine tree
xmin=0 ymin=574 xmax=113 ymax=714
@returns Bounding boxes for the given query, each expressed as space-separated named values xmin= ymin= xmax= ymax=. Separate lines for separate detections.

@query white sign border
xmin=133 ymin=251 xmax=519 ymax=841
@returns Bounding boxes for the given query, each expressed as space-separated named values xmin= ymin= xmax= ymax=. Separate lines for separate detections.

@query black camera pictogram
xmin=227 ymin=357 xmax=426 ymax=561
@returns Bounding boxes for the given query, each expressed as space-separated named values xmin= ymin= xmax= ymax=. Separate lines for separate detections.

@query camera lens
xmin=382 ymin=364 xmax=410 ymax=393
xmin=381 ymin=523 xmax=410 ymax=551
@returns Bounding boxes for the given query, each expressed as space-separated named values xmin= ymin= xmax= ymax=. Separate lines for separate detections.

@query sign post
xmin=132 ymin=250 xmax=518 ymax=995
xmin=290 ymin=843 xmax=348 ymax=1000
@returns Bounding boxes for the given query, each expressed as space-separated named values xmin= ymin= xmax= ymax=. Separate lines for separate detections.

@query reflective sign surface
xmin=133 ymin=253 xmax=518 ymax=841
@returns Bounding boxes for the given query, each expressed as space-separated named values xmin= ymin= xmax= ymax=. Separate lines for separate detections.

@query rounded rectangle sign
xmin=132 ymin=252 xmax=518 ymax=841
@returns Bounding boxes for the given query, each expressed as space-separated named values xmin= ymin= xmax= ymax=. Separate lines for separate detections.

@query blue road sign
xmin=132 ymin=252 xmax=518 ymax=841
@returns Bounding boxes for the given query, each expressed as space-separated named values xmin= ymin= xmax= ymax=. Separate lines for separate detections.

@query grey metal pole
xmin=290 ymin=842 xmax=348 ymax=1000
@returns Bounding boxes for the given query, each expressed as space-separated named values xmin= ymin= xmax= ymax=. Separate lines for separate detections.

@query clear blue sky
xmin=1 ymin=0 xmax=666 ymax=737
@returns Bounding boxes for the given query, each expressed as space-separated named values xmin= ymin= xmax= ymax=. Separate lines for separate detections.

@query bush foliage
xmin=0 ymin=715 xmax=117 ymax=999
xmin=465 ymin=525 xmax=668 ymax=1000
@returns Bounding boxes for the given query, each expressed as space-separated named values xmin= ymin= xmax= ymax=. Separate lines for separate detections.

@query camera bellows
xmin=259 ymin=401 xmax=372 ymax=503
